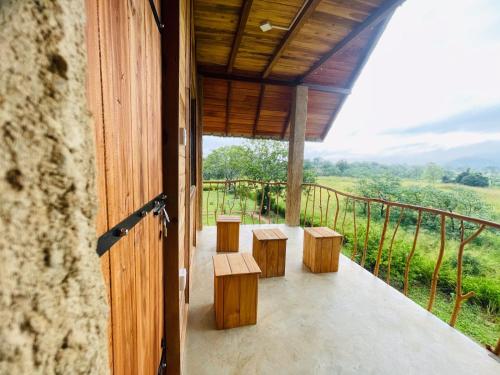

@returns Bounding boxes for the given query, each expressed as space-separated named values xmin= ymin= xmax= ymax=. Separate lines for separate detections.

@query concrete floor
xmin=184 ymin=224 xmax=500 ymax=375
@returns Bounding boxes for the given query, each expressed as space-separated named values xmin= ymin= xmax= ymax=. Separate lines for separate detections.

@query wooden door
xmin=85 ymin=0 xmax=165 ymax=374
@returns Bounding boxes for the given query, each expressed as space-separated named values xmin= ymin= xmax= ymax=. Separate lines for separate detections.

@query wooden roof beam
xmin=298 ymin=0 xmax=405 ymax=83
xmin=252 ymin=84 xmax=266 ymax=137
xmin=199 ymin=71 xmax=350 ymax=95
xmin=262 ymin=0 xmax=323 ymax=79
xmin=227 ymin=0 xmax=254 ymax=73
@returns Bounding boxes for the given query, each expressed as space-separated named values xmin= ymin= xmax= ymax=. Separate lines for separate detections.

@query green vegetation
xmin=203 ymin=140 xmax=315 ymax=183
xmin=203 ymin=141 xmax=500 ymax=347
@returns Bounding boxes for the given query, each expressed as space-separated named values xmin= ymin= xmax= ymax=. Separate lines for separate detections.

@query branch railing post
xmin=449 ymin=224 xmax=486 ymax=327
xmin=374 ymin=204 xmax=391 ymax=276
xmin=386 ymin=208 xmax=405 ymax=284
xmin=427 ymin=214 xmax=446 ymax=312
xmin=360 ymin=201 xmax=371 ymax=268
xmin=403 ymin=210 xmax=422 ymax=296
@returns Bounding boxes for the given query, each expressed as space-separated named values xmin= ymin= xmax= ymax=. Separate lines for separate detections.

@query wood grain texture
xmin=303 ymin=227 xmax=342 ymax=273
xmin=217 ymin=216 xmax=241 ymax=252
xmin=286 ymin=86 xmax=307 ymax=226
xmin=213 ymin=253 xmax=261 ymax=329
xmin=252 ymin=229 xmax=287 ymax=277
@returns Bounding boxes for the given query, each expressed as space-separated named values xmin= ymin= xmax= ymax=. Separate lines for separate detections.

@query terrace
xmin=184 ymin=180 xmax=500 ymax=373
xmin=185 ymin=224 xmax=499 ymax=374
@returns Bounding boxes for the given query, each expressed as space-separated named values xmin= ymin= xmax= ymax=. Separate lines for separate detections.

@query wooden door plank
xmin=128 ymin=0 xmax=152 ymax=372
xmin=98 ymin=0 xmax=138 ymax=372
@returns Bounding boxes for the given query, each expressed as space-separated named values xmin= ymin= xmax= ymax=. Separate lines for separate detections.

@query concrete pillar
xmin=285 ymin=85 xmax=308 ymax=226
xmin=0 ymin=1 xmax=108 ymax=373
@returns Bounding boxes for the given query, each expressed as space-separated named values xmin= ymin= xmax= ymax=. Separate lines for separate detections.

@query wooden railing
xmin=202 ymin=180 xmax=500 ymax=352
xmin=301 ymin=183 xmax=500 ymax=327
xmin=203 ymin=180 xmax=287 ymax=225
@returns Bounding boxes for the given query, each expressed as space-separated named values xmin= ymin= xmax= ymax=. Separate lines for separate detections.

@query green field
xmin=318 ymin=176 xmax=500 ymax=218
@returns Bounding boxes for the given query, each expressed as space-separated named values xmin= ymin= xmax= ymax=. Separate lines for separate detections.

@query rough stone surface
xmin=0 ymin=1 xmax=109 ymax=373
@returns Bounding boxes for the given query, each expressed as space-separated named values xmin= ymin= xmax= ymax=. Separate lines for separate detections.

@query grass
xmin=410 ymin=286 xmax=500 ymax=346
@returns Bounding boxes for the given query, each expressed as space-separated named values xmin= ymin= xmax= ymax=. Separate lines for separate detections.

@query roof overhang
xmin=195 ymin=0 xmax=404 ymax=141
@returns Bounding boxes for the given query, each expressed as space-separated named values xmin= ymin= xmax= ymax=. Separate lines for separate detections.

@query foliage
xmin=203 ymin=140 xmax=317 ymax=183
xmin=355 ymin=176 xmax=492 ymax=229
xmin=306 ymin=158 xmax=425 ymax=179
xmin=422 ymin=162 xmax=444 ymax=183
xmin=203 ymin=145 xmax=249 ymax=180
xmin=356 ymin=174 xmax=402 ymax=201
xmin=243 ymin=140 xmax=289 ymax=181
xmin=456 ymin=169 xmax=489 ymax=187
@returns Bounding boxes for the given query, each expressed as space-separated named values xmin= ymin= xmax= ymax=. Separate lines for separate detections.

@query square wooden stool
xmin=252 ymin=228 xmax=288 ymax=278
xmin=216 ymin=215 xmax=241 ymax=252
xmin=303 ymin=227 xmax=343 ymax=273
xmin=213 ymin=253 xmax=261 ymax=329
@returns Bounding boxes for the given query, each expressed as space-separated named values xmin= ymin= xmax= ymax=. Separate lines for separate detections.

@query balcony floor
xmin=184 ymin=224 xmax=499 ymax=374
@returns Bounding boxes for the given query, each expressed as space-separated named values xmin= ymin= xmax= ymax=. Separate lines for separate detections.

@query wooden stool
xmin=252 ymin=228 xmax=288 ymax=278
xmin=216 ymin=215 xmax=241 ymax=252
xmin=303 ymin=227 xmax=343 ymax=273
xmin=213 ymin=253 xmax=261 ymax=329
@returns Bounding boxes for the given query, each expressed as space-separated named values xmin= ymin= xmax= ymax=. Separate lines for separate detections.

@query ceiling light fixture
xmin=258 ymin=0 xmax=308 ymax=32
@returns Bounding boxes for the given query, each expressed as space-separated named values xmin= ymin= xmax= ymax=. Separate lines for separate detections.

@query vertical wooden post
xmin=285 ymin=85 xmax=308 ymax=226
xmin=196 ymin=76 xmax=204 ymax=230
xmin=161 ymin=0 xmax=181 ymax=372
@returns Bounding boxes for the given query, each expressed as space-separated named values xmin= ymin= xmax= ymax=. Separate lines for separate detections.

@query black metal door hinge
xmin=157 ymin=338 xmax=167 ymax=375
xmin=96 ymin=193 xmax=167 ymax=257
xmin=149 ymin=0 xmax=165 ymax=32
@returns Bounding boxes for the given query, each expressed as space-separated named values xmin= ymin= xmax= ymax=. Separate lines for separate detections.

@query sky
xmin=204 ymin=0 xmax=500 ymax=166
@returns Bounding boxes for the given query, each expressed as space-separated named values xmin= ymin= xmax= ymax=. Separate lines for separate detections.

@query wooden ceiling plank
xmin=262 ymin=0 xmax=323 ymax=79
xmin=252 ymin=84 xmax=266 ymax=137
xmin=299 ymin=0 xmax=405 ymax=83
xmin=225 ymin=81 xmax=233 ymax=135
xmin=227 ymin=0 xmax=254 ymax=73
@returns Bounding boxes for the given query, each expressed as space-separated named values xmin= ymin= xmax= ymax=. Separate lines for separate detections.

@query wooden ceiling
xmin=195 ymin=0 xmax=404 ymax=141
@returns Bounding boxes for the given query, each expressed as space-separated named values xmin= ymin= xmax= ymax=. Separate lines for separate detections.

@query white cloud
xmin=314 ymin=0 xmax=500 ymax=161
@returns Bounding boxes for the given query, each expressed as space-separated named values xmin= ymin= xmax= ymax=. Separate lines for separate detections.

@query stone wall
xmin=0 ymin=1 xmax=109 ymax=373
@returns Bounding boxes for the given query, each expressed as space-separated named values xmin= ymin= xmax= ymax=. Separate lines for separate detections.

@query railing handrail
xmin=204 ymin=179 xmax=500 ymax=230
xmin=302 ymin=182 xmax=500 ymax=230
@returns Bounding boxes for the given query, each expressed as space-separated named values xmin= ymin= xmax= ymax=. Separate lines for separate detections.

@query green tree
xmin=422 ymin=162 xmax=444 ymax=183
xmin=336 ymin=160 xmax=349 ymax=175
xmin=203 ymin=145 xmax=248 ymax=180
xmin=243 ymin=140 xmax=288 ymax=181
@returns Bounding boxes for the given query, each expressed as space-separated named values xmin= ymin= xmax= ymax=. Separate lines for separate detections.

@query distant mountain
xmin=369 ymin=140 xmax=500 ymax=168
